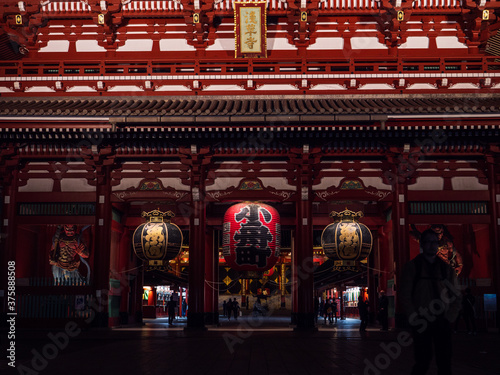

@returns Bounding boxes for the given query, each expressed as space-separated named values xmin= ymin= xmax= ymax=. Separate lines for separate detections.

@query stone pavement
xmin=2 ymin=315 xmax=499 ymax=375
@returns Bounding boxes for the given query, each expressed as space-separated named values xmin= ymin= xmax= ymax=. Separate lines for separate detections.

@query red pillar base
xmin=293 ymin=312 xmax=317 ymax=331
xmin=186 ymin=312 xmax=207 ymax=330
xmin=204 ymin=312 xmax=219 ymax=326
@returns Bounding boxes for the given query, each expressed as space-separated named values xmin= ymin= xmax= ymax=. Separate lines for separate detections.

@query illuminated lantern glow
xmin=321 ymin=209 xmax=373 ymax=272
xmin=223 ymin=202 xmax=280 ymax=278
xmin=133 ymin=209 xmax=183 ymax=271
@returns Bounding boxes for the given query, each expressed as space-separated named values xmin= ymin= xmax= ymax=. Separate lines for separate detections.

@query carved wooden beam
xmin=182 ymin=0 xmax=216 ymax=49
xmin=0 ymin=144 xmax=20 ymax=186
xmin=286 ymin=0 xmax=319 ymax=49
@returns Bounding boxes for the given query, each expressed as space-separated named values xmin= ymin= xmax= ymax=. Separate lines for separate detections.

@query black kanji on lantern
xmin=233 ymin=204 xmax=273 ymax=267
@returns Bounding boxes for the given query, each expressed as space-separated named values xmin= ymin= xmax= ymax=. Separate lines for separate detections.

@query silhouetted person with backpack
xmin=232 ymin=298 xmax=240 ymax=320
xmin=358 ymin=296 xmax=369 ymax=332
xmin=226 ymin=299 xmax=233 ymax=321
xmin=378 ymin=290 xmax=389 ymax=331
xmin=400 ymin=229 xmax=461 ymax=375
xmin=167 ymin=298 xmax=177 ymax=325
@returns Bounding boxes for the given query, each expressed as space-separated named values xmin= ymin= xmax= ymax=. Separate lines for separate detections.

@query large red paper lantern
xmin=222 ymin=202 xmax=280 ymax=278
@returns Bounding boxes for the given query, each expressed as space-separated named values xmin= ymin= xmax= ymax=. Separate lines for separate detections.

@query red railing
xmin=1 ymin=55 xmax=498 ymax=95
xmin=2 ymin=56 xmax=499 ymax=76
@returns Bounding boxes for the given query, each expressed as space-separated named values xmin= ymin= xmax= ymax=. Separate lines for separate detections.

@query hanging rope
xmin=116 ymin=264 xmax=144 ymax=274
xmin=206 ymin=277 xmax=242 ymax=292
xmin=313 ymin=264 xmax=337 ymax=275
xmin=359 ymin=263 xmax=392 ymax=274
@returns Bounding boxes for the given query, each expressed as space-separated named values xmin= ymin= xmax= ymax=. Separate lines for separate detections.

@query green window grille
xmin=409 ymin=201 xmax=488 ymax=215
xmin=18 ymin=203 xmax=95 ymax=216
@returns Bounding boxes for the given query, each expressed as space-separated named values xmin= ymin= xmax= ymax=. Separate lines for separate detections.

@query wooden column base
xmin=186 ymin=312 xmax=207 ymax=330
xmin=293 ymin=312 xmax=317 ymax=331
xmin=204 ymin=312 xmax=220 ymax=326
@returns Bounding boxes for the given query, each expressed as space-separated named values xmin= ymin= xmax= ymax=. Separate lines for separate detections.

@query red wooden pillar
xmin=368 ymin=231 xmax=378 ymax=318
xmin=135 ymin=265 xmax=144 ymax=324
xmin=339 ymin=286 xmax=345 ymax=320
xmin=290 ymin=147 xmax=319 ymax=330
xmin=92 ymin=163 xmax=113 ymax=327
xmin=392 ymin=162 xmax=410 ymax=328
xmin=293 ymin=185 xmax=315 ymax=330
xmin=147 ymin=287 xmax=155 ymax=306
xmin=187 ymin=194 xmax=206 ymax=329
xmin=118 ymin=227 xmax=130 ymax=317
xmin=204 ymin=228 xmax=219 ymax=325
xmin=181 ymin=146 xmax=210 ymax=329
xmin=213 ymin=242 xmax=220 ymax=319
xmin=242 ymin=279 xmax=249 ymax=308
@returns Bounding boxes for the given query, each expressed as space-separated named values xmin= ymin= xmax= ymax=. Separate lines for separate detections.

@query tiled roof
xmin=1 ymin=96 xmax=499 ymax=124
xmin=0 ymin=31 xmax=23 ymax=61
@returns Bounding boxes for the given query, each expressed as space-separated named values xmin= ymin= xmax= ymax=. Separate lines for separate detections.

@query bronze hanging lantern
xmin=321 ymin=209 xmax=373 ymax=272
xmin=133 ymin=209 xmax=183 ymax=271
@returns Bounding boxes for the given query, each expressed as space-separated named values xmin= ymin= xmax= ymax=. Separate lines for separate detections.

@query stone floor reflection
xmin=6 ymin=315 xmax=499 ymax=375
